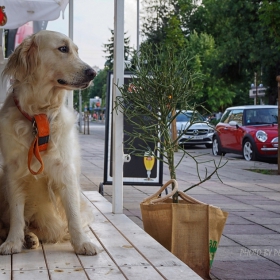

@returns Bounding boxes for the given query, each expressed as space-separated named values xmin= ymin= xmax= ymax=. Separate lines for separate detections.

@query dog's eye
xmin=58 ymin=46 xmax=69 ymax=53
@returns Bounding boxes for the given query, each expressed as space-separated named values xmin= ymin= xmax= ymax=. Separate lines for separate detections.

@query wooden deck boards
xmin=0 ymin=191 xmax=201 ymax=280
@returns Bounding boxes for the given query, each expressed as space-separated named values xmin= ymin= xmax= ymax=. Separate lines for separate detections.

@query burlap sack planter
xmin=140 ymin=179 xmax=228 ymax=280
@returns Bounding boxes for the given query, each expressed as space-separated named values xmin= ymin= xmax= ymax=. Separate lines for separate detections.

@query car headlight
xmin=272 ymin=137 xmax=278 ymax=147
xmin=256 ymin=130 xmax=268 ymax=142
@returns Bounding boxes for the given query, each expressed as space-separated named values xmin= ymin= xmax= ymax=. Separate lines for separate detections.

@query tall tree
xmin=259 ymin=0 xmax=280 ymax=42
xmin=141 ymin=0 xmax=173 ymax=45
xmin=89 ymin=68 xmax=108 ymax=106
xmin=141 ymin=0 xmax=280 ymax=107
xmin=259 ymin=0 xmax=280 ymax=103
xmin=183 ymin=0 xmax=280 ymax=104
xmin=141 ymin=0 xmax=236 ymax=111
xmin=103 ymin=29 xmax=132 ymax=70
xmin=185 ymin=31 xmax=236 ymax=111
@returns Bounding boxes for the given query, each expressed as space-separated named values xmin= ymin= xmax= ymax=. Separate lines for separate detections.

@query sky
xmin=47 ymin=0 xmax=140 ymax=70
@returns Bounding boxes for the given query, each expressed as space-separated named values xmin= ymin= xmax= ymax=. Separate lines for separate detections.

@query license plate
xmin=185 ymin=135 xmax=203 ymax=140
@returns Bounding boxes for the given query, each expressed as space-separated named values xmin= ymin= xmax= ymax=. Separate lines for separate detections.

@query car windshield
xmin=244 ymin=108 xmax=278 ymax=125
xmin=176 ymin=112 xmax=204 ymax=122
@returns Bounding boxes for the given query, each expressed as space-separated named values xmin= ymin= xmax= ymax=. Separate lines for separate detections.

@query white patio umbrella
xmin=0 ymin=0 xmax=69 ymax=61
xmin=0 ymin=0 xmax=69 ymax=29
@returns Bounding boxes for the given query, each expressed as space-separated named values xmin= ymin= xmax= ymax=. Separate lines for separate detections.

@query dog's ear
xmin=3 ymin=33 xmax=39 ymax=81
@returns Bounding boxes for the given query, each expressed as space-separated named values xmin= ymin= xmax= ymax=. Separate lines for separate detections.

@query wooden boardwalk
xmin=0 ymin=191 xmax=201 ymax=280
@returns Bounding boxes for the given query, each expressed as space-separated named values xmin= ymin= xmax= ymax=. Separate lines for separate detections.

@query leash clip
xmin=32 ymin=119 xmax=38 ymax=137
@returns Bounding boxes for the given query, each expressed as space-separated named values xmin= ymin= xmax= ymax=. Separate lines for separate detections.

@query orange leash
xmin=14 ymin=97 xmax=50 ymax=175
xmin=28 ymin=115 xmax=50 ymax=175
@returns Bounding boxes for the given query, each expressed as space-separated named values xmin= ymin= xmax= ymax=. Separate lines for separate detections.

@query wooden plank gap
xmin=41 ymin=242 xmax=52 ymax=280
xmin=88 ymin=226 xmax=128 ymax=280
xmin=11 ymin=253 xmax=14 ymax=280
xmin=75 ymin=253 xmax=91 ymax=280
xmin=84 ymin=194 xmax=167 ymax=279
xmin=94 ymin=223 xmax=167 ymax=280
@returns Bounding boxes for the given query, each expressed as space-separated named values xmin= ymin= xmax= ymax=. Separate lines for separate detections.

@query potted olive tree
xmin=115 ymin=44 xmax=224 ymax=192
xmin=115 ymin=44 xmax=227 ymax=280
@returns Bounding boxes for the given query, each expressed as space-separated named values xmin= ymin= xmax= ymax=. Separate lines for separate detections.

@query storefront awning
xmin=0 ymin=0 xmax=68 ymax=29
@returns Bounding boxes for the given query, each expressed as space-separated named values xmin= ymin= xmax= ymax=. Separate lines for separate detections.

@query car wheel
xmin=212 ymin=136 xmax=223 ymax=156
xmin=243 ymin=139 xmax=256 ymax=161
xmin=205 ymin=143 xmax=212 ymax=148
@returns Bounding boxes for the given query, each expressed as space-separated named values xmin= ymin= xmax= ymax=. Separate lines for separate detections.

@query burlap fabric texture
xmin=140 ymin=179 xmax=228 ymax=280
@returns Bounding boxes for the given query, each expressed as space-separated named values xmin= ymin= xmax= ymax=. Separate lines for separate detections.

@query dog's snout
xmin=85 ymin=68 xmax=96 ymax=80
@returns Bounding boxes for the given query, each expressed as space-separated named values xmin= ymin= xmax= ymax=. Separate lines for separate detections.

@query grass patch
xmin=245 ymin=169 xmax=279 ymax=175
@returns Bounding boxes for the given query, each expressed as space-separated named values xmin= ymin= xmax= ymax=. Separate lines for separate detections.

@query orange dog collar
xmin=14 ymin=97 xmax=50 ymax=175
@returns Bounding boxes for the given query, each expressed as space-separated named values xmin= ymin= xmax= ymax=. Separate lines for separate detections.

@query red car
xmin=212 ymin=105 xmax=278 ymax=161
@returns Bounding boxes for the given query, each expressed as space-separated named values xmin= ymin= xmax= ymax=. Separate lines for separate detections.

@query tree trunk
xmin=276 ymin=76 xmax=280 ymax=175
xmin=166 ymin=145 xmax=178 ymax=203
xmin=171 ymin=109 xmax=178 ymax=152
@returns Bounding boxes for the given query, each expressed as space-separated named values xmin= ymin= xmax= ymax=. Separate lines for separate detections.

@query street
xmin=79 ymin=122 xmax=280 ymax=280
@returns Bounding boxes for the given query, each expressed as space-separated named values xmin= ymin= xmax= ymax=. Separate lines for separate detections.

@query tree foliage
xmin=140 ymin=0 xmax=280 ymax=110
xmin=259 ymin=0 xmax=280 ymax=43
xmin=89 ymin=69 xmax=108 ymax=106
xmin=185 ymin=31 xmax=236 ymax=111
xmin=141 ymin=0 xmax=236 ymax=112
xmin=73 ymin=87 xmax=91 ymax=112
xmin=103 ymin=29 xmax=132 ymax=70
xmin=141 ymin=0 xmax=173 ymax=45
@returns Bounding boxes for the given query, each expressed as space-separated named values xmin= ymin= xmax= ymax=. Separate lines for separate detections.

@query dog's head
xmin=3 ymin=30 xmax=96 ymax=90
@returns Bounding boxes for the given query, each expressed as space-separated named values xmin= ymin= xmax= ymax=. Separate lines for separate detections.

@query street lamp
xmin=249 ymin=72 xmax=266 ymax=105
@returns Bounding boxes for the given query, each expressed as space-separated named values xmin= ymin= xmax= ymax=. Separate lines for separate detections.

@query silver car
xmin=176 ymin=111 xmax=214 ymax=148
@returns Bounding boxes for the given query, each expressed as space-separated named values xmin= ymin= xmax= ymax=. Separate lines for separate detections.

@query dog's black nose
xmin=85 ymin=68 xmax=96 ymax=80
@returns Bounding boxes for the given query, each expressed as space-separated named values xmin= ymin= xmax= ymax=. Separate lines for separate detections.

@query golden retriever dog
xmin=0 ymin=30 xmax=99 ymax=255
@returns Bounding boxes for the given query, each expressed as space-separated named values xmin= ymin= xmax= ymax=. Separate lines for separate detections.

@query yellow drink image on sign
xmin=144 ymin=156 xmax=155 ymax=170
xmin=144 ymin=152 xmax=155 ymax=180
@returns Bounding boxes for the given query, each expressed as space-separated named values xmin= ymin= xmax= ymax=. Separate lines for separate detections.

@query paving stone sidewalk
xmin=79 ymin=122 xmax=280 ymax=280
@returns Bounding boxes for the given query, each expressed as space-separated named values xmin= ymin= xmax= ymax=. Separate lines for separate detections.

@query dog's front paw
xmin=0 ymin=239 xmax=23 ymax=255
xmin=73 ymin=241 xmax=100 ymax=256
xmin=24 ymin=232 xmax=40 ymax=249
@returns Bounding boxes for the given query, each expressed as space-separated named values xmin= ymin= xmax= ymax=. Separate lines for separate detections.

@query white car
xmin=175 ymin=111 xmax=215 ymax=148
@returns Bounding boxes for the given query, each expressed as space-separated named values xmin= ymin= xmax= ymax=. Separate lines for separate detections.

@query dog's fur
xmin=0 ymin=30 xmax=99 ymax=255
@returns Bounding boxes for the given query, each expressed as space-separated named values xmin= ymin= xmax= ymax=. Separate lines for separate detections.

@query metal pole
xmin=112 ymin=0 xmax=125 ymax=213
xmin=87 ymin=114 xmax=90 ymax=134
xmin=84 ymin=112 xmax=86 ymax=135
xmin=79 ymin=89 xmax=82 ymax=133
xmin=68 ymin=0 xmax=74 ymax=40
xmin=0 ymin=29 xmax=5 ymax=63
xmin=276 ymin=76 xmax=280 ymax=175
xmin=67 ymin=0 xmax=74 ymax=109
xmin=136 ymin=0 xmax=140 ymax=52
xmin=255 ymin=72 xmax=258 ymax=105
